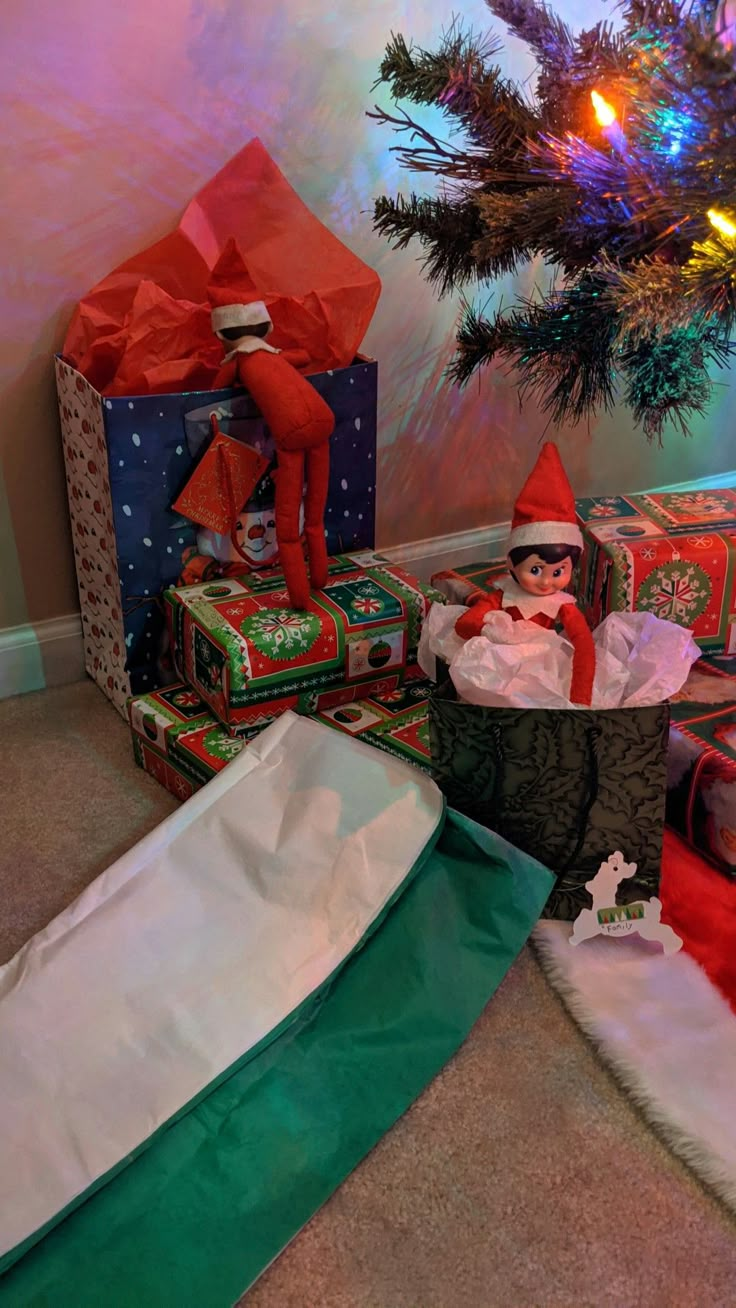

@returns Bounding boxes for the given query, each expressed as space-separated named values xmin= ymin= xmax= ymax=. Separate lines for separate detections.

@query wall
xmin=1 ymin=0 xmax=735 ymax=635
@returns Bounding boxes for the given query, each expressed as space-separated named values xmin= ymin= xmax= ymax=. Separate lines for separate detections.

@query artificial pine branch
xmin=486 ymin=0 xmax=574 ymax=66
xmin=446 ymin=303 xmax=504 ymax=384
xmin=598 ymin=258 xmax=692 ymax=338
xmin=450 ymin=280 xmax=619 ymax=426
xmin=373 ymin=194 xmax=491 ymax=294
xmin=371 ymin=0 xmax=736 ymax=438
xmin=619 ymin=327 xmax=726 ymax=441
xmin=367 ymin=103 xmax=526 ymax=183
xmin=474 ymin=187 xmax=575 ymax=273
xmin=373 ymin=27 xmax=539 ymax=159
xmin=374 ymin=29 xmax=500 ymax=106
xmin=685 ymin=235 xmax=736 ymax=332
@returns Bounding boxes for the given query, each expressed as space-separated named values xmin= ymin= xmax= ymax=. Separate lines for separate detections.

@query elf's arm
xmin=455 ymin=587 xmax=504 ymax=640
xmin=559 ymin=604 xmax=595 ymax=706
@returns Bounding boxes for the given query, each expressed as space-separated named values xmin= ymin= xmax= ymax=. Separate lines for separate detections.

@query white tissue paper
xmin=423 ymin=601 xmax=700 ymax=710
xmin=417 ymin=603 xmax=468 ymax=681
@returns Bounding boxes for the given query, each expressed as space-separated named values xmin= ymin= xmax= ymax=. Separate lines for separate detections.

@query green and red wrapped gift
xmin=430 ymin=558 xmax=506 ymax=604
xmin=163 ymin=552 xmax=442 ymax=735
xmin=129 ymin=683 xmax=246 ymax=796
xmin=576 ymin=487 xmax=736 ymax=653
xmin=130 ymin=668 xmax=434 ymax=800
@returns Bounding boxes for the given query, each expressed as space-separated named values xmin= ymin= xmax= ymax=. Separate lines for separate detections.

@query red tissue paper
xmin=62 ymin=139 xmax=381 ymax=396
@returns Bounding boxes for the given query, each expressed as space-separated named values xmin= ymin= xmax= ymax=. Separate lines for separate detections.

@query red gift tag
xmin=172 ymin=418 xmax=269 ymax=534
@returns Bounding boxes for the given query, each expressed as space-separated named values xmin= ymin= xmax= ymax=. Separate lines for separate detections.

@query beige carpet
xmin=3 ymin=681 xmax=736 ymax=1307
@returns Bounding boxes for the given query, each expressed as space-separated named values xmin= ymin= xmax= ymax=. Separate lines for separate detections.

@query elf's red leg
xmin=304 ymin=441 xmax=330 ymax=592
xmin=274 ymin=447 xmax=310 ymax=609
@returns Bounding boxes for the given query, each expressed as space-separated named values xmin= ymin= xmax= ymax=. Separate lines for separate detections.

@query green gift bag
xmin=428 ymin=676 xmax=670 ymax=919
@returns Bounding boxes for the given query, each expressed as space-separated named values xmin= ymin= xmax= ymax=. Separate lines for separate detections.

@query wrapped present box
xmin=576 ymin=487 xmax=736 ymax=653
xmin=163 ymin=552 xmax=443 ymax=735
xmin=130 ymin=667 xmax=433 ymax=798
xmin=667 ymin=655 xmax=736 ymax=877
xmin=430 ymin=558 xmax=506 ymax=604
xmin=312 ymin=666 xmax=433 ymax=773
xmin=128 ymin=682 xmax=247 ymax=796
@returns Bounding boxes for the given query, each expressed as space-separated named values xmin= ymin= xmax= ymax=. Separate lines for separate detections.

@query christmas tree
xmin=371 ymin=0 xmax=736 ymax=440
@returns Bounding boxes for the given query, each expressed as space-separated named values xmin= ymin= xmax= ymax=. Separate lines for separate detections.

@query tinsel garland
xmin=371 ymin=0 xmax=736 ymax=440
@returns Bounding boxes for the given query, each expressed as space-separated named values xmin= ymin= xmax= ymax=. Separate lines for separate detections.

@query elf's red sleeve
xmin=559 ymin=604 xmax=596 ymax=706
xmin=454 ymin=588 xmax=504 ymax=640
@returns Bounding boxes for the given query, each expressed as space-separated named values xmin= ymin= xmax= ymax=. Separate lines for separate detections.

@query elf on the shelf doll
xmin=207 ymin=240 xmax=335 ymax=610
xmin=455 ymin=443 xmax=596 ymax=706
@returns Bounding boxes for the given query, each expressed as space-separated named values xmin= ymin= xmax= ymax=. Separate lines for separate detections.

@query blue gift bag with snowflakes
xmin=56 ymin=355 xmax=378 ymax=716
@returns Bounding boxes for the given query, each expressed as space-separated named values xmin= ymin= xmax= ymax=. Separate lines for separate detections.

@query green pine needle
xmin=370 ymin=0 xmax=736 ymax=438
xmin=374 ymin=193 xmax=490 ymax=295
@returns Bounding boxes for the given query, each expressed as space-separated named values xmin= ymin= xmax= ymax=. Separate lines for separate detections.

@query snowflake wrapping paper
xmin=56 ymin=355 xmax=378 ymax=718
xmin=128 ymin=667 xmax=434 ymax=801
xmin=128 ymin=682 xmax=239 ymax=792
xmin=576 ymin=489 xmax=736 ymax=653
xmin=162 ymin=553 xmax=443 ymax=736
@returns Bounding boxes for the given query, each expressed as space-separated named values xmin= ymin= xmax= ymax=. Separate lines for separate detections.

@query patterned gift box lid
xmin=576 ymin=487 xmax=736 ymax=537
xmin=127 ymin=683 xmax=214 ymax=755
xmin=164 ymin=553 xmax=441 ymax=723
xmin=314 ymin=667 xmax=433 ymax=773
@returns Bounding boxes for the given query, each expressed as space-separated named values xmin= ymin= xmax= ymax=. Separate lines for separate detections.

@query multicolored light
xmin=591 ymin=90 xmax=617 ymax=128
xmin=708 ymin=208 xmax=736 ymax=239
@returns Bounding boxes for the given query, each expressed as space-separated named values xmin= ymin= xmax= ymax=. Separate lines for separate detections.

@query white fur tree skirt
xmin=533 ymin=921 xmax=736 ymax=1211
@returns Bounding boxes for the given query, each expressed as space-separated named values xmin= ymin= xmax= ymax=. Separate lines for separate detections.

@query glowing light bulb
xmin=708 ymin=208 xmax=736 ymax=239
xmin=591 ymin=91 xmax=616 ymax=128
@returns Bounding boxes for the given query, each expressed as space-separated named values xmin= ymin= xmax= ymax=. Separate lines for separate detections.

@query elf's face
xmin=512 ymin=553 xmax=573 ymax=597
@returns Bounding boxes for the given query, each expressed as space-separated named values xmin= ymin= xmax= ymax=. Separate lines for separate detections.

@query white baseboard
xmin=0 ymin=615 xmax=84 ymax=702
xmin=2 ymin=468 xmax=735 ymax=703
xmin=384 ymin=469 xmax=736 ymax=581
xmin=382 ymin=521 xmax=509 ymax=581
xmin=646 ymin=470 xmax=736 ymax=494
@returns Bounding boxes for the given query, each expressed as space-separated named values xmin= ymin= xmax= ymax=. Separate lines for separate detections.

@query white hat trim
xmin=211 ymin=301 xmax=272 ymax=333
xmin=507 ymin=520 xmax=583 ymax=552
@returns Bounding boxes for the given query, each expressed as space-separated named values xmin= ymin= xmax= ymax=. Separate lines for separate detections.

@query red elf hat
xmin=208 ymin=238 xmax=273 ymax=337
xmin=507 ymin=442 xmax=583 ymax=553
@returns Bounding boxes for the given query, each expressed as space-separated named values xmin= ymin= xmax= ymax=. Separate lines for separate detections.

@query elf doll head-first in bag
xmin=455 ymin=443 xmax=596 ymax=706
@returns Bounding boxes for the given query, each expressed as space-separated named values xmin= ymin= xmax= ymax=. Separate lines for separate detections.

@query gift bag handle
xmin=560 ymin=722 xmax=602 ymax=874
xmin=684 ymin=744 xmax=719 ymax=848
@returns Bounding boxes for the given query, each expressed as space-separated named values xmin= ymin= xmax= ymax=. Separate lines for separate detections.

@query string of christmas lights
xmin=371 ymin=0 xmax=736 ymax=440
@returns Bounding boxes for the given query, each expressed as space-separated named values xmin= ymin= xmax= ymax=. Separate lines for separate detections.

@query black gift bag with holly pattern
xmin=428 ymin=675 xmax=670 ymax=920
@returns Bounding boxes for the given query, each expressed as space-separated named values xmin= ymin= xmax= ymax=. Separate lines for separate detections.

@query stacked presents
xmin=55 ymin=141 xmax=443 ymax=797
xmin=129 ymin=552 xmax=440 ymax=801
